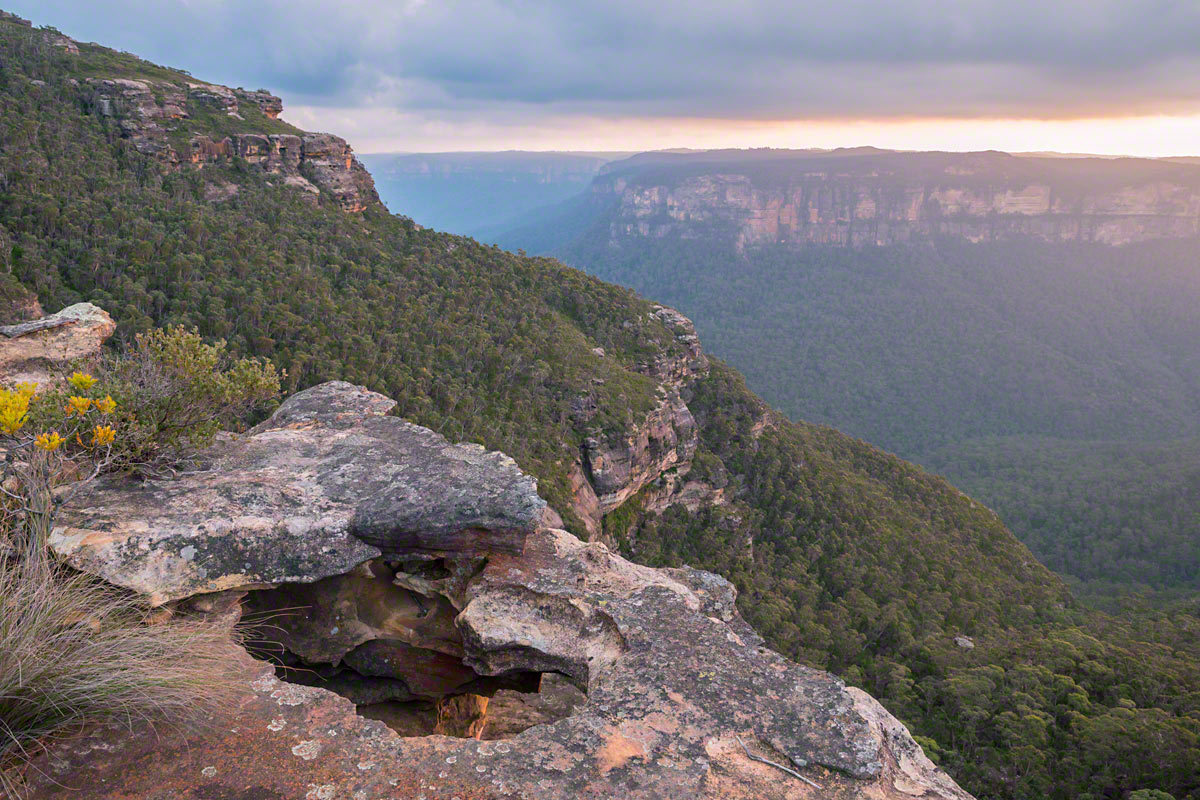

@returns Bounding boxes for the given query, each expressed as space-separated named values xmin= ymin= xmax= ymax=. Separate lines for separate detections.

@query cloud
xmin=12 ymin=0 xmax=1200 ymax=126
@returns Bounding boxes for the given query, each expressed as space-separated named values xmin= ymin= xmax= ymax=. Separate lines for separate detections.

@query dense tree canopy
xmin=543 ymin=206 xmax=1200 ymax=598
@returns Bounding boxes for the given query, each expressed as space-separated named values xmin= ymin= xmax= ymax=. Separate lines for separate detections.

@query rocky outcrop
xmin=85 ymin=77 xmax=380 ymax=212
xmin=236 ymin=88 xmax=284 ymax=119
xmin=0 ymin=302 xmax=114 ymax=386
xmin=581 ymin=390 xmax=696 ymax=515
xmin=569 ymin=304 xmax=712 ymax=536
xmin=50 ymin=381 xmax=545 ymax=605
xmin=596 ymin=151 xmax=1200 ymax=249
xmin=24 ymin=384 xmax=972 ymax=797
xmin=296 ymin=133 xmax=380 ymax=213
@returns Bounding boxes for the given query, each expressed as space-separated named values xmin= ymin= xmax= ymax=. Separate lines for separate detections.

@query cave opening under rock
xmin=241 ymin=556 xmax=586 ymax=740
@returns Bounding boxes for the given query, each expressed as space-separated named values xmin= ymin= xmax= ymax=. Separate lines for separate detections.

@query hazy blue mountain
xmin=360 ymin=151 xmax=630 ymax=240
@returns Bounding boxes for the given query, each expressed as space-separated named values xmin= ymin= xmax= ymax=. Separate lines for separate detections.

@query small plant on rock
xmin=0 ymin=329 xmax=278 ymax=797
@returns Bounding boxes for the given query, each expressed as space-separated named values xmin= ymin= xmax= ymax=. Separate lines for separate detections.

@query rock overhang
xmin=32 ymin=376 xmax=973 ymax=799
xmin=50 ymin=380 xmax=546 ymax=605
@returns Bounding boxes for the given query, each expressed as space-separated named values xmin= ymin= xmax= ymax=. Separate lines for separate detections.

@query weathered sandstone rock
xmin=85 ymin=78 xmax=381 ymax=212
xmin=235 ymin=88 xmax=284 ymax=119
xmin=25 ymin=379 xmax=972 ymax=798
xmin=597 ymin=153 xmax=1200 ymax=248
xmin=0 ymin=302 xmax=114 ymax=386
xmin=23 ymin=527 xmax=973 ymax=800
xmin=49 ymin=381 xmax=546 ymax=605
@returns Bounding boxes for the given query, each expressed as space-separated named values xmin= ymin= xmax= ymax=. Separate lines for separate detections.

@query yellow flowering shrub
xmin=33 ymin=432 xmax=64 ymax=451
xmin=67 ymin=371 xmax=98 ymax=392
xmin=65 ymin=395 xmax=92 ymax=416
xmin=0 ymin=388 xmax=30 ymax=435
xmin=90 ymin=425 xmax=115 ymax=447
xmin=0 ymin=370 xmax=119 ymax=489
xmin=0 ymin=328 xmax=276 ymax=494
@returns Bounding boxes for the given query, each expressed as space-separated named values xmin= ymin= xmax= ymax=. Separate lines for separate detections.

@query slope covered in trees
xmin=517 ymin=174 xmax=1200 ymax=598
xmin=1 ymin=14 xmax=1198 ymax=799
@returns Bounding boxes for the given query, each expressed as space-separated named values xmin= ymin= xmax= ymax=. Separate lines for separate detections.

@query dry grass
xmin=0 ymin=534 xmax=241 ymax=797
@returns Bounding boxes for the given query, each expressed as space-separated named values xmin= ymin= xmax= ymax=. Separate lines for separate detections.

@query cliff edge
xmin=20 ymin=377 xmax=972 ymax=799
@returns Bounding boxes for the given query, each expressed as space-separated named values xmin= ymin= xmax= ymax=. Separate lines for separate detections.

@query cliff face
xmin=568 ymin=304 xmax=715 ymax=538
xmin=592 ymin=151 xmax=1200 ymax=249
xmin=83 ymin=74 xmax=379 ymax=212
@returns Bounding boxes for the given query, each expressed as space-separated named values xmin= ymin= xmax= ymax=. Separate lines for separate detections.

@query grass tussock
xmin=0 ymin=538 xmax=241 ymax=797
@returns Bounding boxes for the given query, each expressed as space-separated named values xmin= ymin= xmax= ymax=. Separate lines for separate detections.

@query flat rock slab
xmin=0 ymin=302 xmax=115 ymax=385
xmin=22 ymin=529 xmax=972 ymax=800
xmin=50 ymin=381 xmax=546 ymax=605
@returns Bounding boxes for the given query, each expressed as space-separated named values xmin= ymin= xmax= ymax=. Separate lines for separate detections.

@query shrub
xmin=0 ymin=327 xmax=277 ymax=796
xmin=62 ymin=326 xmax=280 ymax=472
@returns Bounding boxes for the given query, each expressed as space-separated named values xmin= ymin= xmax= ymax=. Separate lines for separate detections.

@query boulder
xmin=0 ymin=302 xmax=115 ymax=386
xmin=49 ymin=381 xmax=546 ymax=605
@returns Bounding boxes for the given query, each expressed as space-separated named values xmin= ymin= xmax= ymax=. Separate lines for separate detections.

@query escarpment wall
xmin=595 ymin=156 xmax=1200 ymax=249
xmin=567 ymin=304 xmax=721 ymax=539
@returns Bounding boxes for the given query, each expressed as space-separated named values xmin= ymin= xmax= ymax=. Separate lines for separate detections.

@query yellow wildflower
xmin=94 ymin=395 xmax=117 ymax=414
xmin=14 ymin=381 xmax=37 ymax=398
xmin=34 ymin=431 xmax=65 ymax=451
xmin=67 ymin=372 xmax=98 ymax=392
xmin=0 ymin=389 xmax=30 ymax=434
xmin=90 ymin=424 xmax=116 ymax=447
xmin=65 ymin=395 xmax=92 ymax=416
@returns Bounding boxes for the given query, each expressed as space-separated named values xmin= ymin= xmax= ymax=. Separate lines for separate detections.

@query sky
xmin=11 ymin=0 xmax=1200 ymax=156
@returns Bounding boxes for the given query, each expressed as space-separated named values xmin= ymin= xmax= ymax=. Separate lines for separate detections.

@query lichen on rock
xmin=26 ymin=378 xmax=973 ymax=799
xmin=50 ymin=381 xmax=546 ymax=605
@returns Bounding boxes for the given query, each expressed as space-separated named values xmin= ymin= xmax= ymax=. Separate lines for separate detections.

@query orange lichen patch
xmin=596 ymin=729 xmax=647 ymax=775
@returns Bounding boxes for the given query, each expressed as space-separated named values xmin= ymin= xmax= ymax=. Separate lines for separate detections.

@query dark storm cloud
xmin=12 ymin=0 xmax=1200 ymax=119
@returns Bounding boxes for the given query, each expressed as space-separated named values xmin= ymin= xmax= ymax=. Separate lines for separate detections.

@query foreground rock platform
xmin=28 ymin=380 xmax=971 ymax=798
xmin=25 ymin=529 xmax=971 ymax=799
xmin=49 ymin=381 xmax=546 ymax=605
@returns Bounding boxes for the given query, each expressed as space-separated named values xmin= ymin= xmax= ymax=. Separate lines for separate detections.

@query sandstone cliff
xmin=568 ymin=304 xmax=719 ymax=539
xmin=21 ymin=379 xmax=972 ymax=800
xmin=78 ymin=67 xmax=378 ymax=212
xmin=593 ymin=149 xmax=1200 ymax=249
